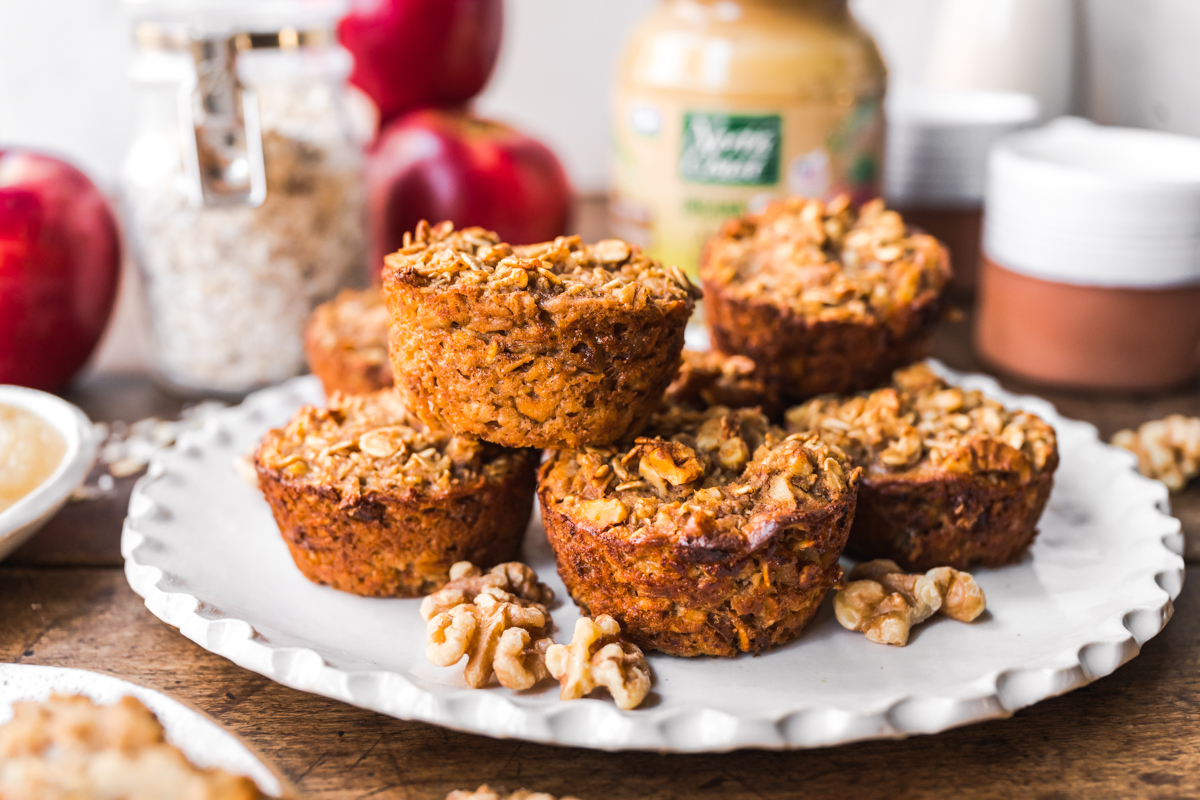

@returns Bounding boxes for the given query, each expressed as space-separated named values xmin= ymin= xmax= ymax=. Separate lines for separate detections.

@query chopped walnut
xmin=833 ymin=559 xmax=986 ymax=646
xmin=1112 ymin=415 xmax=1200 ymax=491
xmin=544 ymin=615 xmax=651 ymax=710
xmin=419 ymin=561 xmax=555 ymax=621
xmin=426 ymin=587 xmax=551 ymax=689
xmin=446 ymin=786 xmax=581 ymax=800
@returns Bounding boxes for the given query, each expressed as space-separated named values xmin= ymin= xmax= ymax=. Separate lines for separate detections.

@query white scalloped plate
xmin=0 ymin=664 xmax=285 ymax=796
xmin=121 ymin=362 xmax=1184 ymax=752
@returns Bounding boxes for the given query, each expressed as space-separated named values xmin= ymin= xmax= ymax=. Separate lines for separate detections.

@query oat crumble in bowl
xmin=304 ymin=287 xmax=393 ymax=396
xmin=382 ymin=222 xmax=699 ymax=449
xmin=255 ymin=389 xmax=537 ymax=597
xmin=786 ymin=363 xmax=1058 ymax=571
xmin=701 ymin=196 xmax=951 ymax=402
xmin=538 ymin=405 xmax=860 ymax=657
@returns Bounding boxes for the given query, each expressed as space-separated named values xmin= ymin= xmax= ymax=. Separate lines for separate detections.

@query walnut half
xmin=1112 ymin=414 xmax=1200 ymax=491
xmin=426 ymin=587 xmax=551 ymax=689
xmin=833 ymin=559 xmax=986 ymax=646
xmin=545 ymin=615 xmax=651 ymax=710
xmin=420 ymin=561 xmax=555 ymax=621
xmin=446 ymin=786 xmax=581 ymax=800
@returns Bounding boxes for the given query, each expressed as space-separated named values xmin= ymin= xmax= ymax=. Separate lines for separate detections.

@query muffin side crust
xmin=702 ymin=196 xmax=951 ymax=402
xmin=383 ymin=222 xmax=699 ymax=449
xmin=539 ymin=405 xmax=860 ymax=657
xmin=256 ymin=389 xmax=536 ymax=596
xmin=787 ymin=363 xmax=1058 ymax=570
xmin=304 ymin=287 xmax=394 ymax=395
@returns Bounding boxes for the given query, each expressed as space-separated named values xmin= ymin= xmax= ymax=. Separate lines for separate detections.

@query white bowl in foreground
xmin=0 ymin=385 xmax=98 ymax=561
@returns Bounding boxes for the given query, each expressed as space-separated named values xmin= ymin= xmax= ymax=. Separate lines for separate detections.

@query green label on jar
xmin=679 ymin=113 xmax=781 ymax=186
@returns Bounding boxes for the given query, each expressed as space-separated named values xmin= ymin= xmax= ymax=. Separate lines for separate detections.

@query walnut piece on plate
xmin=420 ymin=561 xmax=555 ymax=621
xmin=833 ymin=559 xmax=986 ymax=646
xmin=1112 ymin=414 xmax=1200 ymax=491
xmin=446 ymin=785 xmax=581 ymax=800
xmin=426 ymin=587 xmax=551 ymax=690
xmin=545 ymin=615 xmax=651 ymax=710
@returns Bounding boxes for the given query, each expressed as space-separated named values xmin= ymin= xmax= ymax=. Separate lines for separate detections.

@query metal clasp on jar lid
xmin=135 ymin=22 xmax=332 ymax=208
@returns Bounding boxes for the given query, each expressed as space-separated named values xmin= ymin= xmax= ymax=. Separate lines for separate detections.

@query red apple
xmin=0 ymin=150 xmax=120 ymax=391
xmin=367 ymin=108 xmax=572 ymax=271
xmin=338 ymin=0 xmax=504 ymax=126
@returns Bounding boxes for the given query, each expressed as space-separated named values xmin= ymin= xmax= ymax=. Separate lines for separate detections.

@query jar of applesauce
xmin=612 ymin=0 xmax=887 ymax=278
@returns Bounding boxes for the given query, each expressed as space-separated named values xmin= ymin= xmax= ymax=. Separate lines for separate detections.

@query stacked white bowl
xmin=984 ymin=117 xmax=1200 ymax=289
xmin=885 ymin=88 xmax=1042 ymax=209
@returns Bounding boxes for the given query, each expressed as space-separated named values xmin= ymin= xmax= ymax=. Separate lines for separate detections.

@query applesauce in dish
xmin=0 ymin=404 xmax=66 ymax=514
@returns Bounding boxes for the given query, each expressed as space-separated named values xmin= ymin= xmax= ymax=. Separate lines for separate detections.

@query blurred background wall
xmin=5 ymin=0 xmax=1200 ymax=195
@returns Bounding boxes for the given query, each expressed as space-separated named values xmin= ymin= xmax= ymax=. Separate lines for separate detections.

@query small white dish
xmin=0 ymin=663 xmax=285 ymax=796
xmin=0 ymin=385 xmax=99 ymax=561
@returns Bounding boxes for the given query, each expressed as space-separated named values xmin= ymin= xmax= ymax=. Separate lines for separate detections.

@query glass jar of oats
xmin=121 ymin=2 xmax=366 ymax=396
xmin=612 ymin=0 xmax=887 ymax=279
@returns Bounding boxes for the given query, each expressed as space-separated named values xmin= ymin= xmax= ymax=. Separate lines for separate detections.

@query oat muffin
xmin=0 ymin=694 xmax=267 ymax=799
xmin=382 ymin=221 xmax=699 ymax=449
xmin=664 ymin=349 xmax=780 ymax=418
xmin=255 ymin=388 xmax=537 ymax=597
xmin=701 ymin=196 xmax=951 ymax=403
xmin=304 ymin=287 xmax=393 ymax=395
xmin=539 ymin=405 xmax=860 ymax=657
xmin=786 ymin=363 xmax=1058 ymax=571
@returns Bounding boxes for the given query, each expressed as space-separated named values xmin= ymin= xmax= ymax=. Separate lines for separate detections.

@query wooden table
xmin=4 ymin=204 xmax=1200 ymax=797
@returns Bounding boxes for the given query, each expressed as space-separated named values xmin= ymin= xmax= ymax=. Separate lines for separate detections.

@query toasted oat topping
xmin=785 ymin=363 xmax=1056 ymax=477
xmin=309 ymin=287 xmax=390 ymax=366
xmin=541 ymin=406 xmax=858 ymax=541
xmin=256 ymin=389 xmax=518 ymax=495
xmin=702 ymin=196 xmax=949 ymax=321
xmin=664 ymin=350 xmax=773 ymax=412
xmin=0 ymin=694 xmax=265 ymax=799
xmin=384 ymin=221 xmax=698 ymax=307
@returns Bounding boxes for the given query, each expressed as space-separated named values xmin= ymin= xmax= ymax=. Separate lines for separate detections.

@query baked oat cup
xmin=787 ymin=363 xmax=1058 ymax=571
xmin=382 ymin=222 xmax=699 ymax=449
xmin=304 ymin=287 xmax=393 ymax=395
xmin=663 ymin=349 xmax=781 ymax=418
xmin=539 ymin=405 xmax=861 ymax=657
xmin=701 ymin=196 xmax=951 ymax=403
xmin=255 ymin=388 xmax=537 ymax=597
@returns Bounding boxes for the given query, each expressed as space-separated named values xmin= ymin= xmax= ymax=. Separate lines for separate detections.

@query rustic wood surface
xmin=3 ymin=197 xmax=1200 ymax=798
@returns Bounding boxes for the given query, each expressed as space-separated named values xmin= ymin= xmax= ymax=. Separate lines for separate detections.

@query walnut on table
xmin=446 ymin=786 xmax=581 ymax=800
xmin=833 ymin=559 xmax=986 ymax=646
xmin=1112 ymin=415 xmax=1200 ymax=491
xmin=545 ymin=615 xmax=651 ymax=710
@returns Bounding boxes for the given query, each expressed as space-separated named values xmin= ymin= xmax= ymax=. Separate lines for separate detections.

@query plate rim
xmin=121 ymin=363 xmax=1186 ymax=752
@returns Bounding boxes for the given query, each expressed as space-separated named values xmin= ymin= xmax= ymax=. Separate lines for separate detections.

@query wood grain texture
xmin=0 ymin=566 xmax=1196 ymax=799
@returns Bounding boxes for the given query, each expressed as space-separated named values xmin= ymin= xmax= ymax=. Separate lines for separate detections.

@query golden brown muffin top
xmin=701 ymin=196 xmax=949 ymax=321
xmin=307 ymin=287 xmax=389 ymax=361
xmin=785 ymin=363 xmax=1057 ymax=480
xmin=0 ymin=694 xmax=266 ymax=799
xmin=257 ymin=389 xmax=522 ymax=496
xmin=384 ymin=221 xmax=698 ymax=309
xmin=540 ymin=405 xmax=859 ymax=547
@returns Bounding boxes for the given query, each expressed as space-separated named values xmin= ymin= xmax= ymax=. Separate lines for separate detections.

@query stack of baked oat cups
xmin=258 ymin=194 xmax=1060 ymax=662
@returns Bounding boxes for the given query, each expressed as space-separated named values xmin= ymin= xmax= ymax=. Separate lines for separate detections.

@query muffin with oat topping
xmin=701 ymin=196 xmax=951 ymax=403
xmin=664 ymin=349 xmax=780 ymax=418
xmin=539 ymin=405 xmax=860 ymax=657
xmin=786 ymin=363 xmax=1058 ymax=571
xmin=0 ymin=694 xmax=269 ymax=799
xmin=255 ymin=389 xmax=537 ymax=597
xmin=382 ymin=221 xmax=699 ymax=449
xmin=304 ymin=287 xmax=393 ymax=396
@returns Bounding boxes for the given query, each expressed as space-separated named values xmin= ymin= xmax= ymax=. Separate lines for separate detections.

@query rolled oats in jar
xmin=121 ymin=4 xmax=366 ymax=396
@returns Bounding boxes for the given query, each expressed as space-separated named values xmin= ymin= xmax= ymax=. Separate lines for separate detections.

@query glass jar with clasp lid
xmin=121 ymin=0 xmax=368 ymax=397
